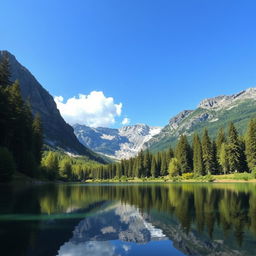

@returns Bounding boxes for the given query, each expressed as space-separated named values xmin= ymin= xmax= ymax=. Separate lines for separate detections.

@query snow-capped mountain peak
xmin=73 ymin=124 xmax=162 ymax=159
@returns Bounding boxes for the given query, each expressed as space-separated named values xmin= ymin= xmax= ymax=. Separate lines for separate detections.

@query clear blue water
xmin=0 ymin=183 xmax=255 ymax=256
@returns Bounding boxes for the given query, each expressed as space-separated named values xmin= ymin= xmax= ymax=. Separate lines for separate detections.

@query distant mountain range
xmin=0 ymin=50 xmax=105 ymax=163
xmin=73 ymin=124 xmax=161 ymax=159
xmin=146 ymin=88 xmax=256 ymax=152
xmin=74 ymin=88 xmax=256 ymax=158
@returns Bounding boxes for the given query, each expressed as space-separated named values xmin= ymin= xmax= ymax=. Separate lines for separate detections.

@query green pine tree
xmin=175 ymin=134 xmax=192 ymax=173
xmin=192 ymin=133 xmax=204 ymax=175
xmin=245 ymin=119 xmax=256 ymax=172
xmin=135 ymin=150 xmax=144 ymax=177
xmin=143 ymin=150 xmax=152 ymax=177
xmin=151 ymin=157 xmax=158 ymax=178
xmin=32 ymin=113 xmax=43 ymax=165
xmin=219 ymin=143 xmax=229 ymax=174
xmin=202 ymin=129 xmax=214 ymax=174
xmin=0 ymin=53 xmax=12 ymax=87
xmin=216 ymin=128 xmax=226 ymax=172
xmin=160 ymin=152 xmax=168 ymax=176
xmin=227 ymin=122 xmax=242 ymax=172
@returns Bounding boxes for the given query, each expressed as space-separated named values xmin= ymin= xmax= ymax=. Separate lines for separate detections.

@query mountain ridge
xmin=73 ymin=123 xmax=161 ymax=159
xmin=146 ymin=87 xmax=256 ymax=152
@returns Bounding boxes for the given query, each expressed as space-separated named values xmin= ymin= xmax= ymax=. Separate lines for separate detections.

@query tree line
xmin=90 ymin=120 xmax=256 ymax=180
xmin=0 ymin=54 xmax=43 ymax=182
xmin=40 ymin=150 xmax=101 ymax=181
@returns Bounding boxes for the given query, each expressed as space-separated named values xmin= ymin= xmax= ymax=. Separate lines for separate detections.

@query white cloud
xmin=57 ymin=241 xmax=116 ymax=256
xmin=54 ymin=91 xmax=122 ymax=127
xmin=122 ymin=117 xmax=131 ymax=125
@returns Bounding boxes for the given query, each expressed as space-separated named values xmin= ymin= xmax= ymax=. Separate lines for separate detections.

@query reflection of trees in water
xmin=37 ymin=183 xmax=256 ymax=246
xmin=2 ymin=183 xmax=256 ymax=255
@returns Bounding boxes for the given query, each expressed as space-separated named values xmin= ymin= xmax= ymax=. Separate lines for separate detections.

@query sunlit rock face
xmin=73 ymin=124 xmax=162 ymax=159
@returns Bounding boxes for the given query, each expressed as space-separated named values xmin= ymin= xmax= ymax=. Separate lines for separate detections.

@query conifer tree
xmin=166 ymin=147 xmax=174 ymax=165
xmin=0 ymin=53 xmax=11 ymax=87
xmin=216 ymin=128 xmax=226 ymax=153
xmin=135 ymin=150 xmax=144 ymax=177
xmin=143 ymin=150 xmax=152 ymax=177
xmin=239 ymin=136 xmax=248 ymax=172
xmin=151 ymin=157 xmax=157 ymax=177
xmin=227 ymin=122 xmax=242 ymax=172
xmin=175 ymin=134 xmax=192 ymax=173
xmin=216 ymin=128 xmax=226 ymax=172
xmin=160 ymin=152 xmax=168 ymax=176
xmin=32 ymin=113 xmax=43 ymax=165
xmin=192 ymin=133 xmax=204 ymax=175
xmin=127 ymin=159 xmax=133 ymax=177
xmin=202 ymin=129 xmax=214 ymax=174
xmin=212 ymin=140 xmax=218 ymax=174
xmin=116 ymin=163 xmax=121 ymax=178
xmin=245 ymin=119 xmax=256 ymax=171
xmin=219 ymin=143 xmax=229 ymax=174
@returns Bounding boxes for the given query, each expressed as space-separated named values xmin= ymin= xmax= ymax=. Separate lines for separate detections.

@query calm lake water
xmin=0 ymin=183 xmax=256 ymax=256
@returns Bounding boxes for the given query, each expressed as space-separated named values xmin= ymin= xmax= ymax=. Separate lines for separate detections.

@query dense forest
xmin=89 ymin=120 xmax=256 ymax=180
xmin=0 ymin=54 xmax=43 ymax=181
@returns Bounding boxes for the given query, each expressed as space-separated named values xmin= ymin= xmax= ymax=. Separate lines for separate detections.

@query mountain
xmin=73 ymin=124 xmax=161 ymax=159
xmin=0 ymin=50 xmax=105 ymax=162
xmin=146 ymin=88 xmax=256 ymax=153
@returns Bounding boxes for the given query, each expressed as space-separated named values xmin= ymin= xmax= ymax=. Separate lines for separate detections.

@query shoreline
xmin=85 ymin=178 xmax=256 ymax=184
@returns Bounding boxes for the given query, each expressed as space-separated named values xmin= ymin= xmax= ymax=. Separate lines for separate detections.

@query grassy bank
xmin=85 ymin=172 xmax=256 ymax=183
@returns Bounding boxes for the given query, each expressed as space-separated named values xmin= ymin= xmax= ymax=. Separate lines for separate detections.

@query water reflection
xmin=57 ymin=203 xmax=167 ymax=256
xmin=0 ymin=183 xmax=256 ymax=256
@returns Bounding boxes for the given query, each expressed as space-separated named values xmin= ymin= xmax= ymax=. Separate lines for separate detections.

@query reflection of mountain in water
xmin=57 ymin=203 xmax=166 ymax=256
xmin=69 ymin=203 xmax=165 ymax=244
xmin=57 ymin=202 xmax=251 ymax=256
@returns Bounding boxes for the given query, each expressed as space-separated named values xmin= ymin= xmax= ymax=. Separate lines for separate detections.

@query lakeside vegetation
xmin=88 ymin=120 xmax=256 ymax=182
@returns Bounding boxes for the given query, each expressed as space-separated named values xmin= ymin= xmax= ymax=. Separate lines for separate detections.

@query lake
xmin=0 ymin=183 xmax=256 ymax=256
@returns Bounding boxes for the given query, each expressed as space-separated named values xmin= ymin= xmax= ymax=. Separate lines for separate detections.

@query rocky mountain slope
xmin=0 ymin=50 xmax=105 ymax=162
xmin=73 ymin=124 xmax=161 ymax=159
xmin=146 ymin=88 xmax=256 ymax=153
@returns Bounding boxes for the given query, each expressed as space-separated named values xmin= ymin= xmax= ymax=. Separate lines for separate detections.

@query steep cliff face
xmin=146 ymin=88 xmax=256 ymax=153
xmin=73 ymin=124 xmax=162 ymax=159
xmin=0 ymin=50 xmax=104 ymax=162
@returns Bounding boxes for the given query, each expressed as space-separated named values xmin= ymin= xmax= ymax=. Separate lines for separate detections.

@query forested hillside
xmin=89 ymin=120 xmax=256 ymax=180
xmin=0 ymin=53 xmax=43 ymax=181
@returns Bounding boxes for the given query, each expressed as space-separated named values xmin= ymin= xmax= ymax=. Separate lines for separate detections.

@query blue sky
xmin=1 ymin=0 xmax=256 ymax=127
